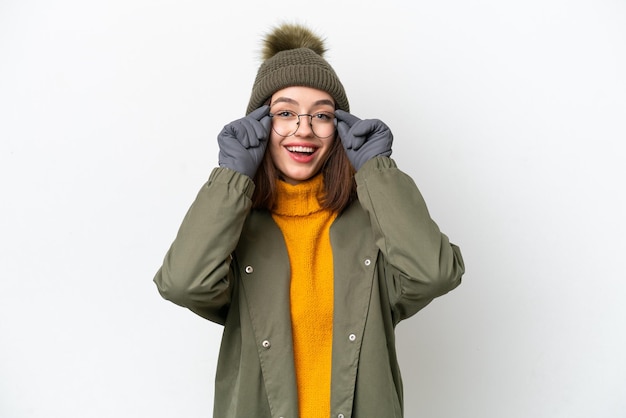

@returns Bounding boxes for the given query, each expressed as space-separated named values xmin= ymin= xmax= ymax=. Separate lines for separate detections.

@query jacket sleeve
xmin=355 ymin=156 xmax=465 ymax=323
xmin=153 ymin=167 xmax=255 ymax=325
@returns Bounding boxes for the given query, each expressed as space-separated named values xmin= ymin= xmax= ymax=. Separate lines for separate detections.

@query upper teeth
xmin=287 ymin=146 xmax=314 ymax=153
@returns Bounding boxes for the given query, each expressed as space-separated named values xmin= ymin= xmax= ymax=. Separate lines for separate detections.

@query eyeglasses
xmin=268 ymin=110 xmax=336 ymax=138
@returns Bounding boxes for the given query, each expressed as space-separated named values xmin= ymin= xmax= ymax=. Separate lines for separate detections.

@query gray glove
xmin=218 ymin=105 xmax=272 ymax=179
xmin=335 ymin=110 xmax=393 ymax=170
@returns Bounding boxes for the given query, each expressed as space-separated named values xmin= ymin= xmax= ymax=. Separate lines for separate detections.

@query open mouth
xmin=286 ymin=145 xmax=316 ymax=156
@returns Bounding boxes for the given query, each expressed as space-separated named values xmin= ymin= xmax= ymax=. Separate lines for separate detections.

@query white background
xmin=1 ymin=0 xmax=625 ymax=417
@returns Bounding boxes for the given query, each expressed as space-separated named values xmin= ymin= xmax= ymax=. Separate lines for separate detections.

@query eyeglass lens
xmin=270 ymin=112 xmax=335 ymax=138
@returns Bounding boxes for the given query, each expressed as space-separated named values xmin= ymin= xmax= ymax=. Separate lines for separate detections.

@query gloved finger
xmin=220 ymin=123 xmax=246 ymax=147
xmin=259 ymin=115 xmax=272 ymax=137
xmin=218 ymin=134 xmax=244 ymax=159
xmin=334 ymin=109 xmax=360 ymax=127
xmin=337 ymin=121 xmax=367 ymax=150
xmin=248 ymin=105 xmax=270 ymax=121
xmin=350 ymin=119 xmax=381 ymax=138
xmin=223 ymin=121 xmax=250 ymax=148
xmin=240 ymin=118 xmax=263 ymax=148
xmin=351 ymin=134 xmax=367 ymax=150
xmin=336 ymin=121 xmax=353 ymax=148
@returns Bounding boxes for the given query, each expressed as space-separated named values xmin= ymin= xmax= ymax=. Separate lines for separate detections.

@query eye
xmin=313 ymin=112 xmax=334 ymax=121
xmin=273 ymin=110 xmax=297 ymax=119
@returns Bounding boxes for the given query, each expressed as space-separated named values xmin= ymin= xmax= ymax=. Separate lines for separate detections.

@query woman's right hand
xmin=218 ymin=105 xmax=272 ymax=179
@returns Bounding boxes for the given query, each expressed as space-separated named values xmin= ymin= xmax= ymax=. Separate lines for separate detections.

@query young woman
xmin=154 ymin=24 xmax=465 ymax=418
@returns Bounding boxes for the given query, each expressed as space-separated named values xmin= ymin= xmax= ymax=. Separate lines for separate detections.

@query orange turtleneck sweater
xmin=271 ymin=174 xmax=337 ymax=418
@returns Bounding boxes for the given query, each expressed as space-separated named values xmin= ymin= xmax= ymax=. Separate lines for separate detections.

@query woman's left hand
xmin=335 ymin=110 xmax=393 ymax=170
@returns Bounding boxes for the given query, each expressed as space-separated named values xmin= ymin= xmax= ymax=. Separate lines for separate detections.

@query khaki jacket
xmin=154 ymin=157 xmax=465 ymax=418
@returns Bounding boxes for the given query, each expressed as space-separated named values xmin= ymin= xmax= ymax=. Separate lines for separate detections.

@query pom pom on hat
xmin=261 ymin=24 xmax=327 ymax=60
xmin=246 ymin=23 xmax=349 ymax=114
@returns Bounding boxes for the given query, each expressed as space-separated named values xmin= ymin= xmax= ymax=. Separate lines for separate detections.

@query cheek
xmin=271 ymin=132 xmax=282 ymax=147
xmin=319 ymin=137 xmax=335 ymax=155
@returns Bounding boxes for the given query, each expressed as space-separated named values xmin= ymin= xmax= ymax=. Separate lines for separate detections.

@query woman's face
xmin=268 ymin=86 xmax=336 ymax=185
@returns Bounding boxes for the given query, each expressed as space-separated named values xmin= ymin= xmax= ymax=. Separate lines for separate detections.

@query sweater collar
xmin=272 ymin=174 xmax=326 ymax=217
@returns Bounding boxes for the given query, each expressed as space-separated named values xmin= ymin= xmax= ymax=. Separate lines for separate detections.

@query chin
xmin=281 ymin=168 xmax=320 ymax=184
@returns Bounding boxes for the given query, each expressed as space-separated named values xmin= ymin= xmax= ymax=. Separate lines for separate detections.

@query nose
xmin=295 ymin=114 xmax=314 ymax=137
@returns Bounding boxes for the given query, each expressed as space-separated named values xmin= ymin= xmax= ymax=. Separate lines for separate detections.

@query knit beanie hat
xmin=246 ymin=24 xmax=349 ymax=114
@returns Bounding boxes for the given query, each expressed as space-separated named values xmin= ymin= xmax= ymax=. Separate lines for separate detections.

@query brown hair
xmin=251 ymin=134 xmax=357 ymax=213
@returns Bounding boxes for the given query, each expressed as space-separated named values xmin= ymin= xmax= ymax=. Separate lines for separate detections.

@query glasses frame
xmin=268 ymin=112 xmax=337 ymax=139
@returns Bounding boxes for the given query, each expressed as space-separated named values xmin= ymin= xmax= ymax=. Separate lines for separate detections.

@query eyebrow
xmin=270 ymin=97 xmax=335 ymax=108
